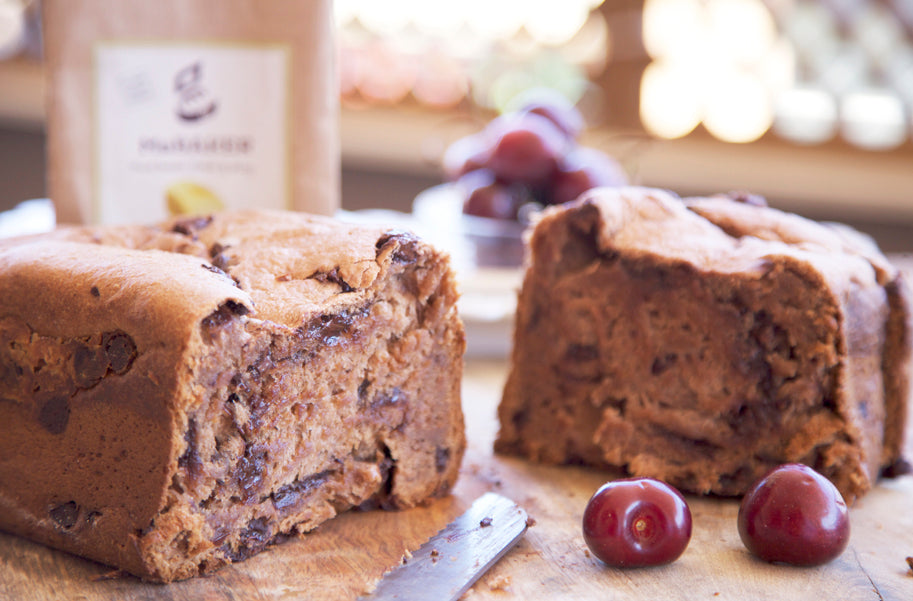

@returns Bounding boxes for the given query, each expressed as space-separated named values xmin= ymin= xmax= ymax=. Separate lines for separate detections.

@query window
xmin=337 ymin=0 xmax=913 ymax=152
xmin=640 ymin=0 xmax=913 ymax=150
xmin=0 ymin=1 xmax=910 ymax=220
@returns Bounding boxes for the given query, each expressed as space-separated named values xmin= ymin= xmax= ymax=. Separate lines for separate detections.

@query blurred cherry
xmin=458 ymin=169 xmax=522 ymax=220
xmin=551 ymin=146 xmax=628 ymax=205
xmin=485 ymin=112 xmax=567 ymax=187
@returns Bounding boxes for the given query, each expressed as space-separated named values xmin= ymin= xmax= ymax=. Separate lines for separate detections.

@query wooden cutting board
xmin=1 ymin=359 xmax=911 ymax=601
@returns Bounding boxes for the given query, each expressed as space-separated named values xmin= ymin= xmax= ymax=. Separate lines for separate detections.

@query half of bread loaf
xmin=0 ymin=211 xmax=465 ymax=582
xmin=496 ymin=187 xmax=909 ymax=503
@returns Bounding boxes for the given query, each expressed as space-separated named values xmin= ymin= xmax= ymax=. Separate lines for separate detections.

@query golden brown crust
xmin=497 ymin=187 xmax=909 ymax=503
xmin=0 ymin=211 xmax=465 ymax=582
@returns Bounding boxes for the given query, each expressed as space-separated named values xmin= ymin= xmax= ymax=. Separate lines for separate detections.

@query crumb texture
xmin=496 ymin=187 xmax=911 ymax=503
xmin=0 ymin=211 xmax=465 ymax=582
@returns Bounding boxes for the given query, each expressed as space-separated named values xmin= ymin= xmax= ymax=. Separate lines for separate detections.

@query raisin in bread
xmin=0 ymin=210 xmax=465 ymax=582
xmin=496 ymin=187 xmax=910 ymax=503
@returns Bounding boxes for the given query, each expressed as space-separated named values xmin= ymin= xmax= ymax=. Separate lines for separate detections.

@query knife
xmin=358 ymin=492 xmax=529 ymax=601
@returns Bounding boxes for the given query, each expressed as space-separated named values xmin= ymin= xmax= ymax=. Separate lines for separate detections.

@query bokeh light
xmin=841 ymin=88 xmax=907 ymax=150
xmin=641 ymin=0 xmax=777 ymax=143
xmin=703 ymin=70 xmax=772 ymax=143
xmin=332 ymin=0 xmax=913 ymax=149
xmin=336 ymin=0 xmax=607 ymax=112
xmin=641 ymin=0 xmax=913 ymax=147
xmin=772 ymin=86 xmax=838 ymax=144
xmin=640 ymin=61 xmax=702 ymax=139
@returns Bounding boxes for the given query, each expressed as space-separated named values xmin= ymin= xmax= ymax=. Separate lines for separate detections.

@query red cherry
xmin=582 ymin=478 xmax=692 ymax=568
xmin=738 ymin=464 xmax=850 ymax=566
xmin=458 ymin=169 xmax=523 ymax=220
xmin=484 ymin=112 xmax=567 ymax=186
xmin=550 ymin=146 xmax=628 ymax=205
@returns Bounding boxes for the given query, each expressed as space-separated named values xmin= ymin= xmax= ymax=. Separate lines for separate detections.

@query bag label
xmin=94 ymin=42 xmax=290 ymax=223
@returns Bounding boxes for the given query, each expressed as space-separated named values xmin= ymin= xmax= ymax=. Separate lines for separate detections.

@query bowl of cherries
xmin=414 ymin=89 xmax=628 ymax=268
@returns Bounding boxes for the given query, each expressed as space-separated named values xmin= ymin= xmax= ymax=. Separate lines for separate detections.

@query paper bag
xmin=43 ymin=0 xmax=339 ymax=224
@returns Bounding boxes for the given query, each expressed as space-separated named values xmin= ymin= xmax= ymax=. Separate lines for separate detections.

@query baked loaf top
xmin=497 ymin=187 xmax=910 ymax=501
xmin=23 ymin=211 xmax=418 ymax=327
xmin=0 ymin=211 xmax=466 ymax=581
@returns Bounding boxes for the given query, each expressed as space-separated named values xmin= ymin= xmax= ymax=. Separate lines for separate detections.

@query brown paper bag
xmin=43 ymin=0 xmax=339 ymax=224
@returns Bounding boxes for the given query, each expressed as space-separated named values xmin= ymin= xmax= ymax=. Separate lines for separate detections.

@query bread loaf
xmin=496 ymin=187 xmax=910 ymax=503
xmin=0 ymin=210 xmax=465 ymax=582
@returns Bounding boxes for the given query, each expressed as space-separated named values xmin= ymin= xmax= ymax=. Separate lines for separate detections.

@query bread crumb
xmin=360 ymin=577 xmax=381 ymax=596
xmin=906 ymin=556 xmax=913 ymax=575
xmin=480 ymin=516 xmax=493 ymax=528
xmin=488 ymin=574 xmax=512 ymax=592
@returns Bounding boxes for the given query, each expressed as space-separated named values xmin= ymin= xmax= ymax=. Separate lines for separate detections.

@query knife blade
xmin=358 ymin=493 xmax=529 ymax=601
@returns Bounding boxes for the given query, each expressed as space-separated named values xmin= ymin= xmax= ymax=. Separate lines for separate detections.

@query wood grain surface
xmin=3 ymin=260 xmax=913 ymax=601
xmin=2 ymin=360 xmax=911 ymax=601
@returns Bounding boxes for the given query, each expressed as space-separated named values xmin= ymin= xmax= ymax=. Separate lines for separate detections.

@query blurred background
xmin=1 ymin=0 xmax=912 ymax=249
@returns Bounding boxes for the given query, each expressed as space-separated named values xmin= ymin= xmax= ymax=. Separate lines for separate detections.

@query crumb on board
xmin=488 ymin=574 xmax=512 ymax=592
xmin=906 ymin=556 xmax=913 ymax=575
xmin=360 ymin=577 xmax=381 ymax=596
xmin=526 ymin=516 xmax=537 ymax=528
xmin=465 ymin=463 xmax=482 ymax=475
xmin=480 ymin=516 xmax=493 ymax=528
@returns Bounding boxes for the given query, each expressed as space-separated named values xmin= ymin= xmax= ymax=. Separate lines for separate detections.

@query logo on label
xmin=174 ymin=62 xmax=218 ymax=122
